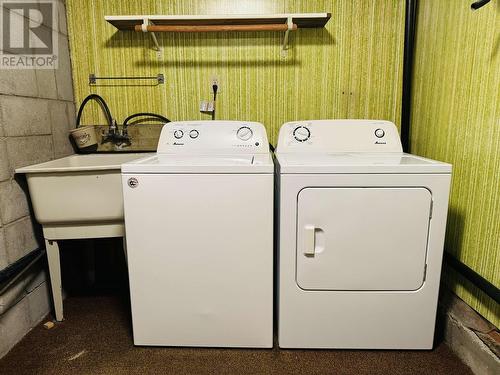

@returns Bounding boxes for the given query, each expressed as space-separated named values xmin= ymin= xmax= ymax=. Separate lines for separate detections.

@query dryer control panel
xmin=157 ymin=121 xmax=269 ymax=154
xmin=276 ymin=120 xmax=403 ymax=153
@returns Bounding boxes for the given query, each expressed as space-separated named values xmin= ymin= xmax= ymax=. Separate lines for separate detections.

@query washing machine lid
xmin=276 ymin=152 xmax=451 ymax=174
xmin=122 ymin=153 xmax=273 ymax=173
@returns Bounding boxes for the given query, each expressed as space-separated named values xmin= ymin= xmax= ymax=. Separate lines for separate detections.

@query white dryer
xmin=122 ymin=121 xmax=273 ymax=347
xmin=275 ymin=119 xmax=452 ymax=349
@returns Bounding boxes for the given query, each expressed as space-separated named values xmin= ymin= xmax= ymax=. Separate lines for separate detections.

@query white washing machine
xmin=275 ymin=119 xmax=452 ymax=349
xmin=122 ymin=121 xmax=273 ymax=347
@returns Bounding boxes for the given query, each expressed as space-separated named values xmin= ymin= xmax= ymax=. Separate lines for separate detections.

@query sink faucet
xmin=101 ymin=119 xmax=130 ymax=146
xmin=101 ymin=113 xmax=170 ymax=147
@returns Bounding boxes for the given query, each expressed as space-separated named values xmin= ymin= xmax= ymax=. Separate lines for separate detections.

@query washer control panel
xmin=277 ymin=120 xmax=402 ymax=153
xmin=157 ymin=121 xmax=268 ymax=154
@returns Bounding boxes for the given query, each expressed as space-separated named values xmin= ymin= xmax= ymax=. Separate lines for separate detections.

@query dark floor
xmin=0 ymin=295 xmax=473 ymax=375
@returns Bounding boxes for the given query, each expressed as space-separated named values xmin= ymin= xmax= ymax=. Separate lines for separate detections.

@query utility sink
xmin=16 ymin=153 xmax=152 ymax=323
xmin=16 ymin=153 xmax=151 ymax=228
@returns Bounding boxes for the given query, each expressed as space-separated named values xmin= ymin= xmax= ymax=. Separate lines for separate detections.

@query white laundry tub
xmin=16 ymin=153 xmax=152 ymax=322
xmin=16 ymin=153 xmax=151 ymax=236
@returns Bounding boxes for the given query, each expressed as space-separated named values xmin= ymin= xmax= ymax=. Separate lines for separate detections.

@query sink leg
xmin=45 ymin=239 xmax=63 ymax=322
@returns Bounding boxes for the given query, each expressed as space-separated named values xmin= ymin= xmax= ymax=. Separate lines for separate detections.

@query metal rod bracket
xmin=142 ymin=18 xmax=161 ymax=52
xmin=281 ymin=17 xmax=294 ymax=58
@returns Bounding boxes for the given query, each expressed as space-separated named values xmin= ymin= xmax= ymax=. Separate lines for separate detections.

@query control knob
xmin=173 ymin=130 xmax=184 ymax=139
xmin=293 ymin=126 xmax=311 ymax=142
xmin=237 ymin=126 xmax=253 ymax=141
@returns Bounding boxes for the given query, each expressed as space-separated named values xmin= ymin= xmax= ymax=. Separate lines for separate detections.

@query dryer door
xmin=296 ymin=187 xmax=432 ymax=291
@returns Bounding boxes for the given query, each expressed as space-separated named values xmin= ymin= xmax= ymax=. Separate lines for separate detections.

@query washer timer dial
xmin=173 ymin=130 xmax=184 ymax=139
xmin=293 ymin=126 xmax=311 ymax=142
xmin=236 ymin=126 xmax=253 ymax=141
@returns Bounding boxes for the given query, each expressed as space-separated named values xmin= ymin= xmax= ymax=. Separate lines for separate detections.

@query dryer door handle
xmin=303 ymin=225 xmax=316 ymax=256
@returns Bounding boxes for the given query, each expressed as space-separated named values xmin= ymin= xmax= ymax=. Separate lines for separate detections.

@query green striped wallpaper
xmin=65 ymin=0 xmax=405 ymax=145
xmin=411 ymin=0 xmax=499 ymax=326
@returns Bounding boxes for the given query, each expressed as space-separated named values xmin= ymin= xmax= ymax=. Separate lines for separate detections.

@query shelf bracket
xmin=281 ymin=16 xmax=294 ymax=58
xmin=141 ymin=17 xmax=161 ymax=53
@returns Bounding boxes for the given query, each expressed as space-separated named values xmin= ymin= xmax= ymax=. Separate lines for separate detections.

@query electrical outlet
xmin=200 ymin=100 xmax=209 ymax=112
xmin=200 ymin=100 xmax=215 ymax=113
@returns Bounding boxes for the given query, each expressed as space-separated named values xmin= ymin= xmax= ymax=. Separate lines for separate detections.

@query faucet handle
xmin=107 ymin=119 xmax=118 ymax=135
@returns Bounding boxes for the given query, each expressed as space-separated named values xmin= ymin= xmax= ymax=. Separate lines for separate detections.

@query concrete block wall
xmin=0 ymin=0 xmax=75 ymax=358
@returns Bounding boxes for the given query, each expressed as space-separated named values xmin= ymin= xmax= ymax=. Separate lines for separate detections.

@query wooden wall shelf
xmin=105 ymin=13 xmax=331 ymax=57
